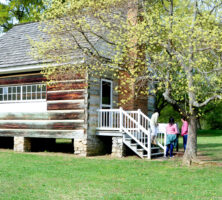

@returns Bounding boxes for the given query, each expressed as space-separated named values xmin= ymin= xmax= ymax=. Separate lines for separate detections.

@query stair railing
xmin=120 ymin=108 xmax=151 ymax=159
xmin=125 ymin=109 xmax=166 ymax=157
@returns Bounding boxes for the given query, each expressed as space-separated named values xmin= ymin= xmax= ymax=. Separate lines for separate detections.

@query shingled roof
xmin=0 ymin=20 xmax=114 ymax=74
xmin=0 ymin=22 xmax=47 ymax=71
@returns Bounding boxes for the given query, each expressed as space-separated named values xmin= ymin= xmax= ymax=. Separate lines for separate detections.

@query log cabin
xmin=0 ymin=22 xmax=166 ymax=159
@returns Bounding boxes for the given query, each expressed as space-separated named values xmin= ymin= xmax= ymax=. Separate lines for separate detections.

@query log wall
xmin=0 ymin=72 xmax=87 ymax=138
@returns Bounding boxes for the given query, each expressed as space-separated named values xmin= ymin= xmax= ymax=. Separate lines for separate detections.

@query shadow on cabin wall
xmin=97 ymin=136 xmax=137 ymax=156
xmin=99 ymin=136 xmax=112 ymax=155
xmin=0 ymin=137 xmax=14 ymax=149
xmin=30 ymin=138 xmax=74 ymax=153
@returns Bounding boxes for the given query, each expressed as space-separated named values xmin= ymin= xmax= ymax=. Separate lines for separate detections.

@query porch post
xmin=119 ymin=107 xmax=123 ymax=131
xmin=74 ymin=138 xmax=87 ymax=156
xmin=14 ymin=137 xmax=31 ymax=152
xmin=111 ymin=136 xmax=126 ymax=157
xmin=148 ymin=130 xmax=151 ymax=159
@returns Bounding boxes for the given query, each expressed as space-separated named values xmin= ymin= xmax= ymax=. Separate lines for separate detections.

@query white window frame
xmin=100 ymin=79 xmax=113 ymax=109
xmin=0 ymin=84 xmax=47 ymax=103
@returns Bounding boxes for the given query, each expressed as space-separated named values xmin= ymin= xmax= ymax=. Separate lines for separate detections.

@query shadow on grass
xmin=198 ymin=143 xmax=222 ymax=149
xmin=197 ymin=130 xmax=222 ymax=137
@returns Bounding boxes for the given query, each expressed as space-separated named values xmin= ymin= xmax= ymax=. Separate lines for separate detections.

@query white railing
xmin=97 ymin=109 xmax=121 ymax=130
xmin=97 ymin=107 xmax=166 ymax=159
xmin=121 ymin=109 xmax=150 ymax=158
xmin=126 ymin=110 xmax=150 ymax=130
xmin=157 ymin=123 xmax=168 ymax=156
xmin=97 ymin=109 xmax=150 ymax=131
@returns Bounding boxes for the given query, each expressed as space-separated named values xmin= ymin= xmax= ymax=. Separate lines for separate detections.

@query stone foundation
xmin=111 ymin=137 xmax=126 ymax=157
xmin=14 ymin=137 xmax=31 ymax=152
xmin=74 ymin=138 xmax=87 ymax=156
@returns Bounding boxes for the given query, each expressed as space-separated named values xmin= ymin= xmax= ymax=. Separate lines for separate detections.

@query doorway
xmin=100 ymin=79 xmax=113 ymax=127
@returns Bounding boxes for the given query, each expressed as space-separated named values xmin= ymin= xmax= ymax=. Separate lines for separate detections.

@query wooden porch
xmin=96 ymin=108 xmax=167 ymax=159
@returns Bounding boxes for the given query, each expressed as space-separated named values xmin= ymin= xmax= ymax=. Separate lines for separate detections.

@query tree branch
xmin=210 ymin=2 xmax=222 ymax=15
xmin=161 ymin=0 xmax=169 ymax=12
xmin=193 ymin=95 xmax=222 ymax=107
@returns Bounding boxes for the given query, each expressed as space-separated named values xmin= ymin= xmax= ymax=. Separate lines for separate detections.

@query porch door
xmin=100 ymin=79 xmax=113 ymax=127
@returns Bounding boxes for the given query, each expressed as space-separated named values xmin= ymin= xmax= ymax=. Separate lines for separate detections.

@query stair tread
xmin=151 ymin=147 xmax=160 ymax=150
xmin=151 ymin=152 xmax=164 ymax=156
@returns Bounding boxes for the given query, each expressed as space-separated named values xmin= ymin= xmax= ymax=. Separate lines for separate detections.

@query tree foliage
xmin=32 ymin=0 xmax=222 ymax=164
xmin=0 ymin=0 xmax=45 ymax=32
xmin=202 ymin=102 xmax=222 ymax=129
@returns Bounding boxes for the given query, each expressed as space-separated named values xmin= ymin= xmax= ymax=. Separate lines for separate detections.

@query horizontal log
xmin=47 ymin=91 xmax=85 ymax=101
xmin=47 ymin=101 xmax=85 ymax=110
xmin=47 ymin=82 xmax=87 ymax=91
xmin=0 ymin=112 xmax=85 ymax=120
xmin=48 ymin=72 xmax=85 ymax=81
xmin=0 ymin=129 xmax=84 ymax=138
xmin=0 ymin=121 xmax=86 ymax=130
xmin=0 ymin=74 xmax=45 ymax=85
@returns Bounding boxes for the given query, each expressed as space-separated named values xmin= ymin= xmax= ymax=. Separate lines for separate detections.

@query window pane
xmin=13 ymin=94 xmax=16 ymax=100
xmin=37 ymin=93 xmax=41 ymax=99
xmin=32 ymin=92 xmax=36 ymax=100
xmin=23 ymin=86 xmax=26 ymax=93
xmin=3 ymin=87 xmax=8 ymax=95
xmin=32 ymin=85 xmax=36 ymax=92
xmin=13 ymin=87 xmax=16 ymax=93
xmin=42 ymin=92 xmax=46 ymax=99
xmin=22 ymin=93 xmax=27 ymax=100
xmin=0 ymin=95 xmax=2 ymax=101
xmin=27 ymin=93 xmax=31 ymax=100
xmin=8 ymin=94 xmax=11 ymax=100
xmin=8 ymin=87 xmax=11 ymax=93
xmin=0 ymin=88 xmax=2 ymax=94
xmin=17 ymin=86 xmax=21 ymax=93
xmin=102 ymin=81 xmax=111 ymax=105
xmin=42 ymin=85 xmax=46 ymax=91
xmin=27 ymin=86 xmax=31 ymax=92
xmin=37 ymin=85 xmax=41 ymax=92
xmin=17 ymin=93 xmax=21 ymax=100
xmin=4 ymin=94 xmax=7 ymax=101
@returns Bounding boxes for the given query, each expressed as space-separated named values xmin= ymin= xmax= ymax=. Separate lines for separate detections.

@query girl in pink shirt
xmin=181 ymin=117 xmax=188 ymax=151
xmin=165 ymin=117 xmax=178 ymax=157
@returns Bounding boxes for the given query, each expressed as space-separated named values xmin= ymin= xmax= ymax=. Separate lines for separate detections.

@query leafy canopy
xmin=0 ymin=0 xmax=45 ymax=32
xmin=32 ymin=0 xmax=222 ymax=115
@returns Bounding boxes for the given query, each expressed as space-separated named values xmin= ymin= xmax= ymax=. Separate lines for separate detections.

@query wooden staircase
xmin=97 ymin=108 xmax=166 ymax=159
xmin=123 ymin=135 xmax=164 ymax=159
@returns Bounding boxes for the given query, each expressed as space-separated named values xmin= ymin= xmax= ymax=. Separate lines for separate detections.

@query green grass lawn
xmin=0 ymin=130 xmax=222 ymax=200
xmin=197 ymin=130 xmax=222 ymax=162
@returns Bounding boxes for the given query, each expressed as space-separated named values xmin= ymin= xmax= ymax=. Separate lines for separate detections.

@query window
xmin=0 ymin=84 xmax=46 ymax=102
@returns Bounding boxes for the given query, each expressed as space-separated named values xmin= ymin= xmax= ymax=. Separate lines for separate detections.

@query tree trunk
xmin=183 ymin=114 xmax=197 ymax=165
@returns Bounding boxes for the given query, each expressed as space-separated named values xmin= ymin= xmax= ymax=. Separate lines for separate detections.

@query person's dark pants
xmin=183 ymin=135 xmax=188 ymax=151
xmin=166 ymin=144 xmax=174 ymax=157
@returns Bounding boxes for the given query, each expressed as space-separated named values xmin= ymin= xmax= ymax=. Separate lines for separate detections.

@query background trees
xmin=0 ymin=0 xmax=45 ymax=32
xmin=32 ymin=0 xmax=222 ymax=165
xmin=140 ymin=0 xmax=222 ymax=164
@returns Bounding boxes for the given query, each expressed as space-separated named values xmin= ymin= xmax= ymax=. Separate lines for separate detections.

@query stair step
xmin=137 ymin=149 xmax=144 ymax=152
xmin=151 ymin=152 xmax=164 ymax=156
xmin=151 ymin=147 xmax=160 ymax=150
xmin=124 ymin=137 xmax=134 ymax=142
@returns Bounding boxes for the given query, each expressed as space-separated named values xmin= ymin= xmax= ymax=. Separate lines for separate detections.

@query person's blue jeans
xmin=166 ymin=144 xmax=174 ymax=157
xmin=183 ymin=135 xmax=188 ymax=151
